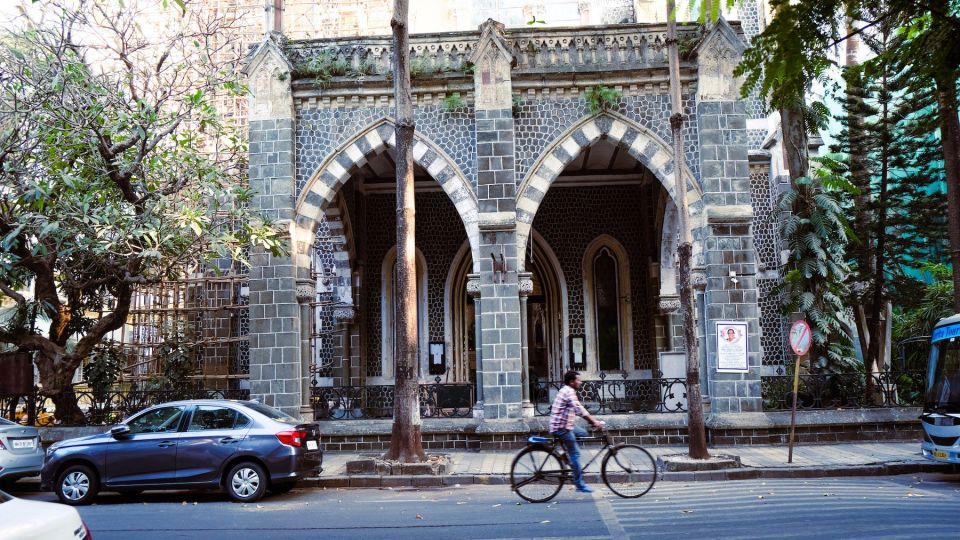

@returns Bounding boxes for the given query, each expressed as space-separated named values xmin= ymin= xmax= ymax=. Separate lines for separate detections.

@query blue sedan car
xmin=41 ymin=400 xmax=323 ymax=505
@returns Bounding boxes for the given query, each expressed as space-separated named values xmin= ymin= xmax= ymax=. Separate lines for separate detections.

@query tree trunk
xmin=667 ymin=0 xmax=708 ymax=460
xmin=934 ymin=79 xmax=960 ymax=313
xmin=865 ymin=57 xmax=892 ymax=405
xmin=49 ymin=387 xmax=85 ymax=426
xmin=386 ymin=0 xmax=425 ymax=463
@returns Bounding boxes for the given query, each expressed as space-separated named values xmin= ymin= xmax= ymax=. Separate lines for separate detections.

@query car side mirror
xmin=110 ymin=425 xmax=131 ymax=439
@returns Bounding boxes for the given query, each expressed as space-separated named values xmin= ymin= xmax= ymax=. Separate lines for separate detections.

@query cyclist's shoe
xmin=575 ymin=485 xmax=594 ymax=493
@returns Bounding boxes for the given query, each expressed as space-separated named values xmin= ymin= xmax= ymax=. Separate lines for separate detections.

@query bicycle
xmin=509 ymin=427 xmax=657 ymax=503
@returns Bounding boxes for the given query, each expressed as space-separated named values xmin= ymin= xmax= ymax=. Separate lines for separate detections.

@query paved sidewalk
xmin=311 ymin=441 xmax=959 ymax=487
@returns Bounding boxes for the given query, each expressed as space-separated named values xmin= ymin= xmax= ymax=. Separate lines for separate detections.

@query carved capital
xmin=332 ymin=306 xmax=356 ymax=323
xmin=295 ymin=279 xmax=316 ymax=303
xmin=518 ymin=271 xmax=534 ymax=297
xmin=466 ymin=273 xmax=481 ymax=298
xmin=658 ymin=296 xmax=681 ymax=314
xmin=691 ymin=269 xmax=707 ymax=291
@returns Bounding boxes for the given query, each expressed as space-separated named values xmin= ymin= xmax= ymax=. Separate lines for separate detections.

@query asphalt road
xmin=12 ymin=474 xmax=960 ymax=539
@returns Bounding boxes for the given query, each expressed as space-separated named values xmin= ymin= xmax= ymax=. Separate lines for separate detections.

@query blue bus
xmin=921 ymin=314 xmax=960 ymax=464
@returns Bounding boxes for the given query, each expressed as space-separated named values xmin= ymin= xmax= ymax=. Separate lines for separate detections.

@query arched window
xmin=583 ymin=235 xmax=633 ymax=373
xmin=593 ymin=247 xmax=621 ymax=371
xmin=381 ymin=246 xmax=428 ymax=381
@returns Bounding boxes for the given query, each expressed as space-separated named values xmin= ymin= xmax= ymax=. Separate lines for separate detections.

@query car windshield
xmin=238 ymin=402 xmax=298 ymax=424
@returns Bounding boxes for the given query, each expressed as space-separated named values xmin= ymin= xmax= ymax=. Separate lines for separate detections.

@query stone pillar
xmin=243 ymin=37 xmax=302 ymax=416
xmin=519 ymin=272 xmax=534 ymax=417
xmin=467 ymin=273 xmax=484 ymax=418
xmin=694 ymin=22 xmax=762 ymax=413
xmin=471 ymin=20 xmax=523 ymax=419
xmin=296 ymin=279 xmax=315 ymax=421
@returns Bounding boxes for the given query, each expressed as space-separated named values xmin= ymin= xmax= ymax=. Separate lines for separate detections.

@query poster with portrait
xmin=716 ymin=321 xmax=749 ymax=373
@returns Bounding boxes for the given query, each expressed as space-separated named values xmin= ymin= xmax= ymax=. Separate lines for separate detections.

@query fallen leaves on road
xmin=681 ymin=510 xmax=694 ymax=514
xmin=540 ymin=520 xmax=551 ymax=524
xmin=416 ymin=514 xmax=423 ymax=520
xmin=492 ymin=503 xmax=501 ymax=507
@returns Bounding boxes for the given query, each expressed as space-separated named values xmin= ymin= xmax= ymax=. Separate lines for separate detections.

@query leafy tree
xmin=0 ymin=1 xmax=284 ymax=422
xmin=778 ymin=163 xmax=857 ymax=371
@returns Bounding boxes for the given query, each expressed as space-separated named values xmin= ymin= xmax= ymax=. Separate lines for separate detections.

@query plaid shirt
xmin=550 ymin=385 xmax=586 ymax=433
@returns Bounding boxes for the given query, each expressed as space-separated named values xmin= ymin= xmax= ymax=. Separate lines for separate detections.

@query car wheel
xmin=269 ymin=481 xmax=296 ymax=495
xmin=225 ymin=462 xmax=267 ymax=503
xmin=56 ymin=464 xmax=99 ymax=506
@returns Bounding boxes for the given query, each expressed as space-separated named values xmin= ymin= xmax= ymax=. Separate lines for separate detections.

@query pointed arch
xmin=292 ymin=117 xmax=480 ymax=276
xmin=515 ymin=111 xmax=704 ymax=272
xmin=582 ymin=234 xmax=634 ymax=375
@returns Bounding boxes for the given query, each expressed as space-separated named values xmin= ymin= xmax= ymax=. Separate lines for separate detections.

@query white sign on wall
xmin=716 ymin=321 xmax=749 ymax=373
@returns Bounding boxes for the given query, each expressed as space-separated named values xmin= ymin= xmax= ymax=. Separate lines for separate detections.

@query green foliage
xmin=409 ymin=56 xmax=453 ymax=78
xmin=0 ymin=2 xmax=285 ymax=390
xmin=583 ymin=85 xmax=622 ymax=115
xmin=145 ymin=331 xmax=196 ymax=392
xmin=735 ymin=0 xmax=843 ymax=110
xmin=778 ymin=161 xmax=857 ymax=371
xmin=441 ymin=93 xmax=465 ymax=112
xmin=894 ymin=264 xmax=955 ymax=339
xmin=82 ymin=345 xmax=125 ymax=393
xmin=526 ymin=16 xmax=546 ymax=25
xmin=512 ymin=93 xmax=523 ymax=116
xmin=461 ymin=61 xmax=476 ymax=75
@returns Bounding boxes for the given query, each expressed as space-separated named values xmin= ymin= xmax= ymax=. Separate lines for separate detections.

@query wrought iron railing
xmin=310 ymin=377 xmax=475 ymax=420
xmin=761 ymin=371 xmax=926 ymax=411
xmin=0 ymin=386 xmax=250 ymax=427
xmin=532 ymin=373 xmax=688 ymax=416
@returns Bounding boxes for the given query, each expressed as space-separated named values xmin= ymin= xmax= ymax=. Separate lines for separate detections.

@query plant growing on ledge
xmin=441 ymin=93 xmax=465 ymax=112
xmin=512 ymin=93 xmax=523 ymax=116
xmin=583 ymin=85 xmax=622 ymax=114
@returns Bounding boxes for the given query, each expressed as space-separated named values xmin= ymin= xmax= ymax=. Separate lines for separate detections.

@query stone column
xmin=694 ymin=22 xmax=762 ymax=413
xmin=296 ymin=279 xmax=315 ymax=421
xmin=467 ymin=273 xmax=484 ymax=418
xmin=243 ymin=37 xmax=302 ymax=416
xmin=470 ymin=20 xmax=523 ymax=419
xmin=519 ymin=272 xmax=534 ymax=417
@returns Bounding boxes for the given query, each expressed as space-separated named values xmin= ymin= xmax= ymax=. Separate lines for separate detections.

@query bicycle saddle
xmin=527 ymin=435 xmax=552 ymax=444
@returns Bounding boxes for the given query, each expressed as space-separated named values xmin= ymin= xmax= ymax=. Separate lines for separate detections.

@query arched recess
xmin=378 ymin=246 xmax=428 ymax=383
xmin=659 ymin=199 xmax=679 ymax=299
xmin=292 ymin=117 xmax=481 ymax=286
xmin=444 ymin=241 xmax=475 ymax=383
xmin=515 ymin=111 xmax=703 ymax=273
xmin=529 ymin=229 xmax=569 ymax=381
xmin=582 ymin=235 xmax=634 ymax=375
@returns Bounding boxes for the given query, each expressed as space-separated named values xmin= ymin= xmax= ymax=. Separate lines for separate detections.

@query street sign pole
xmin=787 ymin=319 xmax=812 ymax=464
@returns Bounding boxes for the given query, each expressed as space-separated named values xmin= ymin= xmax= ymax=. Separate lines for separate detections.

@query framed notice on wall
xmin=716 ymin=321 xmax=749 ymax=373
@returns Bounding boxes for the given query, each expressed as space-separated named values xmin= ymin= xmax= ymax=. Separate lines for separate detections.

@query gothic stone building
xmin=242 ymin=15 xmax=792 ymax=423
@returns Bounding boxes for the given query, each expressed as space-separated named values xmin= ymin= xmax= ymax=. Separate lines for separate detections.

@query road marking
xmin=594 ymin=494 xmax=628 ymax=539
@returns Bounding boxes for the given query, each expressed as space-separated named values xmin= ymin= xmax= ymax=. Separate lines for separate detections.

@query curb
xmin=8 ymin=462 xmax=958 ymax=494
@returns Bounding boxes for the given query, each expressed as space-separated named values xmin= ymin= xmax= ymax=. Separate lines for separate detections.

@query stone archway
xmin=292 ymin=118 xmax=481 ymax=283
xmin=515 ymin=111 xmax=704 ymax=286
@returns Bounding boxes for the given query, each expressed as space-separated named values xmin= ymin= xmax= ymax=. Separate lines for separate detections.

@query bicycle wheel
xmin=601 ymin=444 xmax=656 ymax=498
xmin=510 ymin=446 xmax=566 ymax=503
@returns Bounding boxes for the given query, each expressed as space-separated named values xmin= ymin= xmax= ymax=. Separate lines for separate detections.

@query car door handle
xmin=157 ymin=441 xmax=176 ymax=448
xmin=219 ymin=437 xmax=240 ymax=444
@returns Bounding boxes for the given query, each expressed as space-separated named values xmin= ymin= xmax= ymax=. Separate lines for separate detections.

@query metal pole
xmin=787 ymin=353 xmax=802 ymax=463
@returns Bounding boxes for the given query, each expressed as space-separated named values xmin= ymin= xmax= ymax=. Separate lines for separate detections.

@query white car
xmin=0 ymin=489 xmax=91 ymax=540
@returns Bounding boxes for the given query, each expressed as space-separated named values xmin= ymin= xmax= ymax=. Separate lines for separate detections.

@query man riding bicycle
xmin=550 ymin=370 xmax=604 ymax=493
